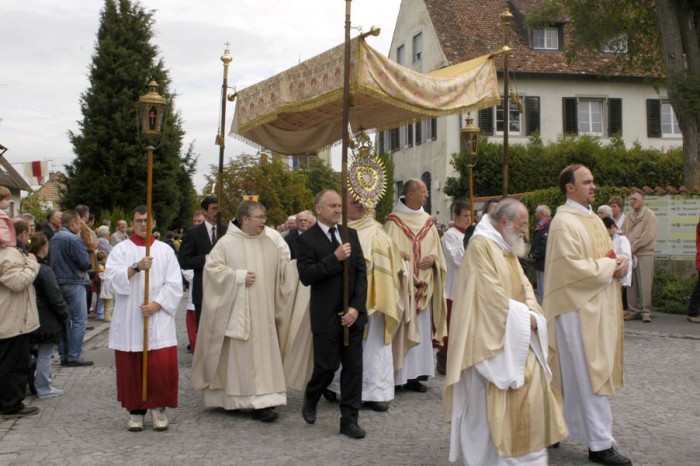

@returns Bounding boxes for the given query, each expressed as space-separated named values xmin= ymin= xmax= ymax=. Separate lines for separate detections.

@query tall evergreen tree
xmin=64 ymin=0 xmax=191 ymax=229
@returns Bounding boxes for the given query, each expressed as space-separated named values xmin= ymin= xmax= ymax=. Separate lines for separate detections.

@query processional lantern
xmin=460 ymin=114 xmax=480 ymax=225
xmin=138 ymin=80 xmax=167 ymax=136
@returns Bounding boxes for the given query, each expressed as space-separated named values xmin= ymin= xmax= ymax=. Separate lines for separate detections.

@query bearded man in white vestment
xmin=106 ymin=206 xmax=183 ymax=432
xmin=543 ymin=164 xmax=632 ymax=466
xmin=444 ymin=199 xmax=567 ymax=466
xmin=384 ymin=179 xmax=447 ymax=393
xmin=191 ymin=201 xmax=292 ymax=423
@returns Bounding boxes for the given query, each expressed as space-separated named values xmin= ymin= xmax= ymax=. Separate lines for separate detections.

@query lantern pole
xmin=138 ymin=80 xmax=166 ymax=402
xmin=500 ymin=6 xmax=513 ymax=199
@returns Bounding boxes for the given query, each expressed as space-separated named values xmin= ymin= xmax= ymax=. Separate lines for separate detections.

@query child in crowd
xmin=0 ymin=186 xmax=17 ymax=248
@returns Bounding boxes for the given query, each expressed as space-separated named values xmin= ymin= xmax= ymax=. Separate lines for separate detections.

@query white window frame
xmin=532 ymin=27 xmax=559 ymax=50
xmin=602 ymin=34 xmax=628 ymax=53
xmin=577 ymin=98 xmax=605 ymax=136
xmin=495 ymin=98 xmax=522 ymax=135
xmin=412 ymin=33 xmax=423 ymax=63
xmin=661 ymin=101 xmax=681 ymax=137
xmin=396 ymin=44 xmax=405 ymax=66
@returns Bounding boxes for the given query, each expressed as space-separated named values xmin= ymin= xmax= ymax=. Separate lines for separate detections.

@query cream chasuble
xmin=191 ymin=223 xmax=293 ymax=410
xmin=543 ymin=204 xmax=624 ymax=396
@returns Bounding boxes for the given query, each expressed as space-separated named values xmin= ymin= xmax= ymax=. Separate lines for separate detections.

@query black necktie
xmin=211 ymin=226 xmax=216 ymax=244
xmin=328 ymin=226 xmax=340 ymax=249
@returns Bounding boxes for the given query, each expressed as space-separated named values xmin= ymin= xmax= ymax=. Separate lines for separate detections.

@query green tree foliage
xmin=203 ymin=153 xmax=313 ymax=227
xmin=20 ymin=193 xmax=49 ymax=224
xmin=63 ymin=0 xmax=193 ymax=230
xmin=529 ymin=0 xmax=700 ymax=187
xmin=444 ymin=136 xmax=683 ymax=200
xmin=298 ymin=157 xmax=340 ymax=195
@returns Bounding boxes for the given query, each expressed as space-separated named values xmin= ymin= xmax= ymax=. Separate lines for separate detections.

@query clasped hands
xmin=339 ymin=307 xmax=360 ymax=327
xmin=612 ymin=257 xmax=629 ymax=279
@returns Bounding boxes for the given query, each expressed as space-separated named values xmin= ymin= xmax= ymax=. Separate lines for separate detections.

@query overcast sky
xmin=0 ymin=0 xmax=401 ymax=191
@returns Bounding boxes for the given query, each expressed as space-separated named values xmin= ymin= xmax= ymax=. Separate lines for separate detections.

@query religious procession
xmin=2 ymin=0 xmax=699 ymax=465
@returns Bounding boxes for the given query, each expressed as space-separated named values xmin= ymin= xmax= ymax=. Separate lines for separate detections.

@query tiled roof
xmin=34 ymin=172 xmax=65 ymax=203
xmin=423 ymin=0 xmax=652 ymax=78
xmin=0 ymin=155 xmax=32 ymax=192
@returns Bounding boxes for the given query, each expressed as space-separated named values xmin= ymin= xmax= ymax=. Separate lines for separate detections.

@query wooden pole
xmin=501 ymin=8 xmax=513 ymax=199
xmin=340 ymin=0 xmax=352 ymax=346
xmin=142 ymin=145 xmax=154 ymax=401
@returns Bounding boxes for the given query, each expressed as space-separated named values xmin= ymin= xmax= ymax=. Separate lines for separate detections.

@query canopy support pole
xmin=340 ymin=0 xmax=352 ymax=346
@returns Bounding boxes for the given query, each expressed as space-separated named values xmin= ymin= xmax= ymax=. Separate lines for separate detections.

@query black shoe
xmin=2 ymin=406 xmax=40 ymax=419
xmin=436 ymin=352 xmax=446 ymax=375
xmin=63 ymin=359 xmax=94 ymax=367
xmin=549 ymin=442 xmax=560 ymax=449
xmin=322 ymin=388 xmax=337 ymax=402
xmin=404 ymin=380 xmax=428 ymax=393
xmin=363 ymin=401 xmax=389 ymax=412
xmin=302 ymin=396 xmax=317 ymax=424
xmin=339 ymin=420 xmax=366 ymax=439
xmin=588 ymin=447 xmax=632 ymax=465
xmin=252 ymin=408 xmax=279 ymax=423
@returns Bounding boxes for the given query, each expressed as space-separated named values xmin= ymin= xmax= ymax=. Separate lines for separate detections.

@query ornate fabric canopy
xmin=230 ymin=37 xmax=500 ymax=155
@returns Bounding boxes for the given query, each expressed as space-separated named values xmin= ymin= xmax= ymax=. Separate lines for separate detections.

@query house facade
xmin=380 ymin=0 xmax=682 ymax=224
xmin=0 ymin=152 xmax=33 ymax=217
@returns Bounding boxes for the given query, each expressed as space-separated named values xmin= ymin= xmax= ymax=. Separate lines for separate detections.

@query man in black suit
xmin=284 ymin=210 xmax=313 ymax=259
xmin=296 ymin=190 xmax=368 ymax=439
xmin=178 ymin=195 xmax=227 ymax=329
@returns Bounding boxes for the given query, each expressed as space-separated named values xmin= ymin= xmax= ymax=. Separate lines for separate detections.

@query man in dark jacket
xmin=529 ymin=205 xmax=551 ymax=304
xmin=296 ymin=190 xmax=367 ymax=439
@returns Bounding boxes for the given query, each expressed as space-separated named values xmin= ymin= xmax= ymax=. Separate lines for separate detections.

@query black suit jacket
xmin=296 ymin=223 xmax=367 ymax=334
xmin=284 ymin=228 xmax=301 ymax=259
xmin=178 ymin=221 xmax=228 ymax=308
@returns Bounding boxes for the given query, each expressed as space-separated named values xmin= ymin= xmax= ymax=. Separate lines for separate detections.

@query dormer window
xmin=532 ymin=27 xmax=559 ymax=50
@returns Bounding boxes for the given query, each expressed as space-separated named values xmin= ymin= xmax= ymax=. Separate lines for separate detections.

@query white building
xmin=379 ymin=0 xmax=682 ymax=224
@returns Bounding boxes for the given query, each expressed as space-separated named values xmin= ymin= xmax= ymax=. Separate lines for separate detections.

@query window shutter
xmin=557 ymin=25 xmax=564 ymax=51
xmin=378 ymin=132 xmax=385 ymax=154
xmin=608 ymin=98 xmax=622 ymax=136
xmin=478 ymin=108 xmax=493 ymax=135
xmin=562 ymin=97 xmax=578 ymax=135
xmin=647 ymin=99 xmax=661 ymax=138
xmin=407 ymin=124 xmax=413 ymax=147
xmin=430 ymin=118 xmax=437 ymax=141
xmin=415 ymin=121 xmax=422 ymax=145
xmin=525 ymin=96 xmax=540 ymax=136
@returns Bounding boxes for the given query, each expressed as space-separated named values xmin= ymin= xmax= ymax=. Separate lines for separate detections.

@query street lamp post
xmin=500 ymin=6 xmax=513 ymax=199
xmin=460 ymin=113 xmax=480 ymax=225
xmin=137 ymin=80 xmax=167 ymax=401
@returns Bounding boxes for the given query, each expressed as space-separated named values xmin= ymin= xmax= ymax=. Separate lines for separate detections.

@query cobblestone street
xmin=2 ymin=304 xmax=699 ymax=465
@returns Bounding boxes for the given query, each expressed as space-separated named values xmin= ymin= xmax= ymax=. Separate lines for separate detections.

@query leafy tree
xmin=63 ymin=0 xmax=191 ymax=230
xmin=529 ymin=0 xmax=700 ymax=187
xmin=203 ymin=153 xmax=313 ymax=227
xmin=20 ymin=193 xmax=49 ymax=224
xmin=299 ymin=157 xmax=340 ymax=195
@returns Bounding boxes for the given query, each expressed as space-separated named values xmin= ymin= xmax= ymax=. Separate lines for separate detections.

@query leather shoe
xmin=688 ymin=316 xmax=700 ymax=323
xmin=63 ymin=359 xmax=94 ymax=367
xmin=252 ymin=407 xmax=279 ymax=423
xmin=436 ymin=352 xmax=446 ymax=375
xmin=588 ymin=447 xmax=632 ymax=465
xmin=404 ymin=380 xmax=427 ymax=393
xmin=339 ymin=420 xmax=366 ymax=439
xmin=642 ymin=313 xmax=652 ymax=323
xmin=623 ymin=311 xmax=641 ymax=321
xmin=322 ymin=388 xmax=338 ymax=402
xmin=2 ymin=406 xmax=39 ymax=420
xmin=363 ymin=401 xmax=389 ymax=412
xmin=302 ymin=396 xmax=317 ymax=424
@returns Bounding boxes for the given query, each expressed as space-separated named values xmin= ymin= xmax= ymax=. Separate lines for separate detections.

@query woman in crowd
xmin=28 ymin=232 xmax=70 ymax=398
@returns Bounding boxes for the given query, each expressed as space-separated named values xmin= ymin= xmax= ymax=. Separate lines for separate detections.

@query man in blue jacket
xmin=50 ymin=210 xmax=92 ymax=366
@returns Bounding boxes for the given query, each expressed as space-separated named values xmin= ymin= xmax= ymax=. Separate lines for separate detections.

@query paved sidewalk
xmin=1 ymin=304 xmax=699 ymax=465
